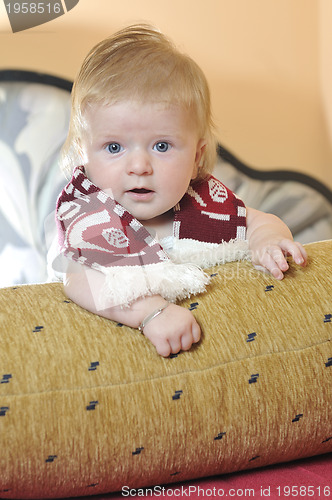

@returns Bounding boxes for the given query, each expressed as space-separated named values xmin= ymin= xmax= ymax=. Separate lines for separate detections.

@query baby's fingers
xmin=179 ymin=333 xmax=193 ymax=351
xmin=191 ymin=321 xmax=201 ymax=343
xmin=263 ymin=240 xmax=307 ymax=280
xmin=260 ymin=248 xmax=288 ymax=280
xmin=154 ymin=339 xmax=172 ymax=358
xmin=182 ymin=320 xmax=201 ymax=348
xmin=169 ymin=337 xmax=182 ymax=355
xmin=287 ymin=240 xmax=308 ymax=266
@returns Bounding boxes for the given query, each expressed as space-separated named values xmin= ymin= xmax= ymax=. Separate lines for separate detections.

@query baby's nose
xmin=127 ymin=151 xmax=152 ymax=175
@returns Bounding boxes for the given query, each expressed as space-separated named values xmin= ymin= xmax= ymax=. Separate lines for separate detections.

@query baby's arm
xmin=246 ymin=207 xmax=307 ymax=279
xmin=64 ymin=260 xmax=200 ymax=357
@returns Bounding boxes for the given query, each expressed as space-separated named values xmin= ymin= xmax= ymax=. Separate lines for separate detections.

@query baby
xmin=54 ymin=24 xmax=307 ymax=357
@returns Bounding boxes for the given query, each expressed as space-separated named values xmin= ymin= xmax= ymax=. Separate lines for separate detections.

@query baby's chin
xmin=139 ymin=209 xmax=173 ymax=220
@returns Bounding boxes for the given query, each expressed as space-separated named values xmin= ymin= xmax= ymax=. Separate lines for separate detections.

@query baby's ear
xmin=192 ymin=139 xmax=207 ymax=179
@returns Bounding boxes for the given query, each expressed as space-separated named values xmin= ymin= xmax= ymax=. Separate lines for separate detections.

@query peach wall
xmin=0 ymin=0 xmax=331 ymax=187
xmin=320 ymin=0 xmax=332 ymax=179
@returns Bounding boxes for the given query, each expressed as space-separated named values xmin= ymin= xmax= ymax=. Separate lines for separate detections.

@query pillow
xmin=213 ymin=160 xmax=332 ymax=244
xmin=0 ymin=80 xmax=69 ymax=287
xmin=0 ymin=240 xmax=331 ymax=499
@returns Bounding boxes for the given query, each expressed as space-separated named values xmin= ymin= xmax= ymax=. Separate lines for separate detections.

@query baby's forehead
xmin=85 ymin=98 xmax=190 ymax=112
xmin=83 ymin=99 xmax=198 ymax=125
xmin=80 ymin=100 xmax=201 ymax=142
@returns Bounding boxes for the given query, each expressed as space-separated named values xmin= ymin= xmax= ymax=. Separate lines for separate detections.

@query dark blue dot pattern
xmin=0 ymin=240 xmax=330 ymax=498
xmin=248 ymin=374 xmax=259 ymax=384
xmin=246 ymin=332 xmax=257 ymax=343
xmin=0 ymin=375 xmax=12 ymax=384
xmin=172 ymin=390 xmax=183 ymax=400
xmin=86 ymin=401 xmax=99 ymax=411
xmin=32 ymin=325 xmax=44 ymax=333
xmin=0 ymin=406 xmax=9 ymax=417
xmin=132 ymin=447 xmax=144 ymax=456
xmin=214 ymin=432 xmax=226 ymax=441
xmin=88 ymin=361 xmax=100 ymax=371
xmin=325 ymin=358 xmax=332 ymax=368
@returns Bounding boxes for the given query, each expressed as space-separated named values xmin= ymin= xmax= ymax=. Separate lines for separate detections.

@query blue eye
xmin=107 ymin=143 xmax=122 ymax=154
xmin=154 ymin=142 xmax=170 ymax=152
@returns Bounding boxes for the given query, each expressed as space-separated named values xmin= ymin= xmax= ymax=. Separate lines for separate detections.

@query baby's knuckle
xmin=157 ymin=344 xmax=170 ymax=357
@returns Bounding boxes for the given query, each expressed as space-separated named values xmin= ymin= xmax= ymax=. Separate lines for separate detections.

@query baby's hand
xmin=252 ymin=238 xmax=307 ymax=280
xmin=142 ymin=303 xmax=201 ymax=357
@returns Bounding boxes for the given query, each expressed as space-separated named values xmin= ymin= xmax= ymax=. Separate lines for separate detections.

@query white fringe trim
xmin=96 ymin=260 xmax=210 ymax=309
xmin=166 ymin=238 xmax=251 ymax=268
xmin=93 ymin=239 xmax=250 ymax=308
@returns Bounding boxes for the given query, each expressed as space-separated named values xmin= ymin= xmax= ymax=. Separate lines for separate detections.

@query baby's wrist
xmin=130 ymin=294 xmax=169 ymax=329
xmin=138 ymin=302 xmax=170 ymax=333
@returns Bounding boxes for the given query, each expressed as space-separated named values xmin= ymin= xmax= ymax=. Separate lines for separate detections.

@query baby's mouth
xmin=129 ymin=188 xmax=152 ymax=194
xmin=126 ymin=188 xmax=154 ymax=200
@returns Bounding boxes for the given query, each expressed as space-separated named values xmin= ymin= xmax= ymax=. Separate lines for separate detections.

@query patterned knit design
xmin=56 ymin=167 xmax=168 ymax=269
xmin=55 ymin=167 xmax=246 ymax=270
xmin=174 ymin=176 xmax=246 ymax=243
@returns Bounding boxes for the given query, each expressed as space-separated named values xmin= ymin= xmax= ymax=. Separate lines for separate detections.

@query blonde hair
xmin=62 ymin=24 xmax=217 ymax=181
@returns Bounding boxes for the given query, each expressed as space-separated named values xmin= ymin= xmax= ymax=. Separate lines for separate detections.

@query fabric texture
xmin=0 ymin=240 xmax=331 ymax=499
xmin=54 ymin=166 xmax=248 ymax=305
xmin=0 ymin=80 xmax=69 ymax=286
xmin=213 ymin=159 xmax=332 ymax=244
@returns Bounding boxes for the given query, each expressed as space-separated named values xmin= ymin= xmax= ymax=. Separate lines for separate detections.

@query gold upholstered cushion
xmin=0 ymin=240 xmax=331 ymax=499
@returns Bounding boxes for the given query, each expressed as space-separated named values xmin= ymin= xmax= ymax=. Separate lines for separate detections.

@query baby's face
xmin=82 ymin=101 xmax=206 ymax=224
